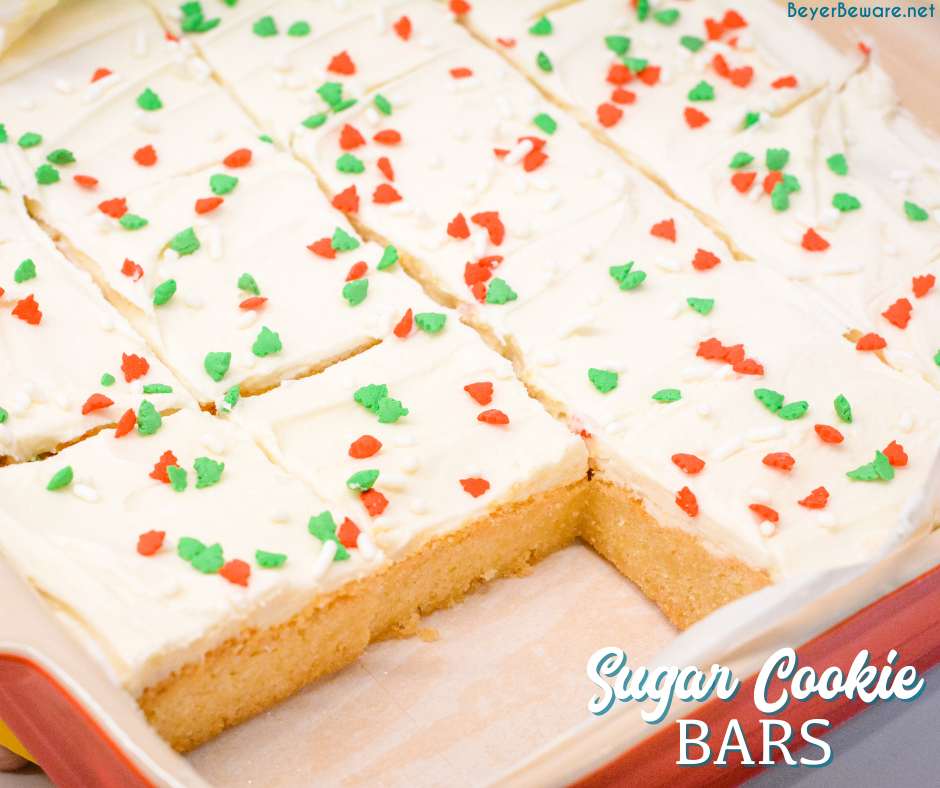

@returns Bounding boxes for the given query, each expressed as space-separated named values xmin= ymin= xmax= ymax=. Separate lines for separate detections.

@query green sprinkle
xmin=588 ymin=368 xmax=618 ymax=393
xmin=605 ymin=35 xmax=630 ymax=56
xmin=136 ymin=88 xmax=163 ymax=111
xmin=222 ymin=385 xmax=240 ymax=411
xmin=654 ymin=8 xmax=679 ymax=24
xmin=832 ymin=193 xmax=861 ymax=212
xmin=0 ymin=407 xmax=6 ymax=423
xmin=210 ymin=173 xmax=238 ymax=195
xmin=178 ymin=537 xmax=206 ymax=561
xmin=680 ymin=35 xmax=704 ymax=52
xmin=847 ymin=462 xmax=878 ymax=481
xmin=46 ymin=149 xmax=75 ymax=165
xmin=754 ymin=388 xmax=784 ymax=413
xmin=533 ymin=113 xmax=557 ymax=135
xmin=317 ymin=82 xmax=343 ymax=108
xmin=18 ymin=132 xmax=42 ymax=148
xmin=35 ymin=165 xmax=59 ymax=185
xmin=0 ymin=125 xmax=7 ymax=143
xmin=153 ymin=279 xmax=177 ymax=306
xmin=374 ymin=94 xmax=392 ymax=115
xmin=259 ymin=134 xmax=273 ymax=144
xmin=904 ymin=201 xmax=929 ymax=221
xmin=47 ymin=466 xmax=73 ymax=491
xmin=101 ymin=373 xmax=115 ymax=387
xmin=288 ymin=21 xmax=310 ymax=36
xmin=377 ymin=397 xmax=408 ymax=423
xmin=608 ymin=262 xmax=646 ymax=291
xmin=415 ymin=312 xmax=447 ymax=332
xmin=308 ymin=512 xmax=337 ymax=541
xmin=743 ymin=112 xmax=761 ymax=129
xmin=347 ymin=469 xmax=379 ymax=492
xmin=170 ymin=227 xmax=200 ymax=255
xmin=832 ymin=394 xmax=852 ymax=424
xmin=485 ymin=278 xmax=519 ymax=304
xmin=354 ymin=384 xmax=389 ymax=413
xmin=729 ymin=152 xmax=754 ymax=169
xmin=204 ymin=352 xmax=231 ymax=382
xmin=778 ymin=401 xmax=808 ymax=420
xmin=770 ymin=182 xmax=789 ymax=212
xmin=377 ymin=245 xmax=398 ymax=270
xmin=934 ymin=349 xmax=940 ymax=367
xmin=167 ymin=464 xmax=187 ymax=492
xmin=137 ymin=400 xmax=162 ymax=435
xmin=331 ymin=227 xmax=360 ymax=251
xmin=529 ymin=15 xmax=552 ymax=35
xmin=623 ymin=57 xmax=648 ymax=73
xmin=652 ymin=389 xmax=681 ymax=403
xmin=765 ymin=148 xmax=790 ymax=171
xmin=536 ymin=51 xmax=553 ymax=72
xmin=14 ymin=259 xmax=36 ymax=283
xmin=686 ymin=298 xmax=714 ymax=315
xmin=191 ymin=543 xmax=224 ymax=574
xmin=302 ymin=113 xmax=328 ymax=129
xmin=256 ymin=550 xmax=287 ymax=568
xmin=252 ymin=326 xmax=282 ymax=357
xmin=826 ymin=153 xmax=848 ymax=176
xmin=336 ymin=153 xmax=365 ymax=173
xmin=194 ymin=457 xmax=225 ymax=488
xmin=782 ymin=174 xmax=801 ymax=193
xmin=333 ymin=98 xmax=357 ymax=113
xmin=143 ymin=384 xmax=173 ymax=394
xmin=238 ymin=273 xmax=259 ymax=295
xmin=637 ymin=0 xmax=649 ymax=20
xmin=343 ymin=279 xmax=369 ymax=306
xmin=119 ymin=214 xmax=148 ymax=230
xmin=874 ymin=450 xmax=895 ymax=481
xmin=253 ymin=16 xmax=277 ymax=36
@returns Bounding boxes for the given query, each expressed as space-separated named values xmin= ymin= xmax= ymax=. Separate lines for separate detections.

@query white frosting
xmin=0 ymin=0 xmax=56 ymax=56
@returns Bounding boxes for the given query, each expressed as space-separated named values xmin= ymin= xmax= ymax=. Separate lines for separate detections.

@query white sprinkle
xmin=400 ymin=455 xmax=419 ymax=474
xmin=202 ymin=433 xmax=225 ymax=455
xmin=19 ymin=97 xmax=34 ymax=110
xmin=746 ymin=425 xmax=785 ymax=442
xmin=654 ymin=255 xmax=682 ymax=273
xmin=163 ymin=249 xmax=180 ymax=263
xmin=759 ymin=521 xmax=777 ymax=537
xmin=792 ymin=211 xmax=814 ymax=228
xmin=241 ymin=352 xmax=256 ymax=369
xmin=603 ymin=361 xmax=626 ymax=373
xmin=899 ymin=412 xmax=914 ymax=432
xmin=556 ymin=311 xmax=597 ymax=339
xmin=208 ymin=227 xmax=223 ymax=261
xmin=388 ymin=201 xmax=414 ymax=216
xmin=781 ymin=227 xmax=802 ymax=244
xmin=818 ymin=208 xmax=840 ymax=230
xmin=697 ymin=402 xmax=710 ymax=417
xmin=134 ymin=110 xmax=159 ymax=133
xmin=373 ymin=515 xmax=396 ymax=529
xmin=100 ymin=315 xmax=115 ymax=331
xmin=472 ymin=229 xmax=488 ymax=257
xmin=312 ymin=540 xmax=338 ymax=579
xmin=821 ymin=262 xmax=862 ymax=275
xmin=883 ymin=244 xmax=899 ymax=256
xmin=816 ymin=513 xmax=836 ymax=529
xmin=537 ymin=352 xmax=559 ymax=366
xmin=750 ymin=486 xmax=771 ymax=503
xmin=23 ymin=384 xmax=47 ymax=404
xmin=418 ymin=35 xmax=438 ymax=49
xmin=605 ymin=421 xmax=624 ymax=434
xmin=54 ymin=79 xmax=72 ymax=94
xmin=513 ymin=175 xmax=527 ymax=195
xmin=373 ymin=6 xmax=387 ymax=33
xmin=356 ymin=532 xmax=377 ymax=560
xmin=505 ymin=139 xmax=535 ymax=166
xmin=890 ymin=168 xmax=913 ymax=181
xmin=747 ymin=182 xmax=763 ymax=202
xmin=134 ymin=29 xmax=148 ymax=57
xmin=453 ymin=124 xmax=468 ymax=140
xmin=531 ymin=177 xmax=553 ymax=192
xmin=184 ymin=293 xmax=203 ymax=309
xmin=682 ymin=365 xmax=715 ymax=381
xmin=489 ymin=118 xmax=502 ymax=141
xmin=698 ymin=318 xmax=713 ymax=335
xmin=395 ymin=434 xmax=415 ymax=448
xmin=542 ymin=272 xmax=555 ymax=285
xmin=587 ymin=290 xmax=601 ymax=306
xmin=475 ymin=171 xmax=492 ymax=193
xmin=57 ymin=395 xmax=71 ymax=410
xmin=73 ymin=485 xmax=100 ymax=503
xmin=427 ymin=152 xmax=442 ymax=169
xmin=663 ymin=301 xmax=683 ymax=319
xmin=156 ymin=268 xmax=172 ymax=283
xmin=269 ymin=506 xmax=289 ymax=523
xmin=378 ymin=473 xmax=407 ymax=492
xmin=410 ymin=497 xmax=428 ymax=514
xmin=579 ymin=245 xmax=593 ymax=260
xmin=419 ymin=236 xmax=441 ymax=252
xmin=782 ymin=266 xmax=809 ymax=280
xmin=694 ymin=440 xmax=706 ymax=454
xmin=130 ymin=381 xmax=144 ymax=395
xmin=711 ymin=436 xmax=743 ymax=461
xmin=542 ymin=193 xmax=562 ymax=212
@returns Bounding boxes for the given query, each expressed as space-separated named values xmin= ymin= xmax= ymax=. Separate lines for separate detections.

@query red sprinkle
xmin=373 ymin=130 xmax=401 ymax=145
xmin=637 ymin=66 xmax=660 ymax=86
xmin=115 ymin=409 xmax=136 ymax=438
xmin=448 ymin=213 xmax=471 ymax=239
xmin=798 ymin=487 xmax=829 ymax=509
xmin=12 ymin=295 xmax=41 ymax=325
xmin=239 ymin=296 xmax=267 ymax=311
xmin=82 ymin=393 xmax=114 ymax=415
xmin=98 ymin=197 xmax=128 ymax=219
xmin=460 ymin=477 xmax=490 ymax=498
xmin=684 ymin=107 xmax=710 ymax=128
xmin=763 ymin=170 xmax=784 ymax=195
xmin=219 ymin=559 xmax=250 ymax=587
xmin=856 ymin=333 xmax=886 ymax=351
xmin=464 ymin=382 xmax=493 ymax=406
xmin=339 ymin=124 xmax=365 ymax=150
xmin=346 ymin=261 xmax=368 ymax=281
xmin=307 ymin=238 xmax=336 ymax=259
xmin=859 ymin=41 xmax=871 ymax=55
xmin=723 ymin=10 xmax=747 ymax=27
xmin=772 ymin=75 xmax=798 ymax=89
xmin=450 ymin=67 xmax=473 ymax=79
xmin=337 ymin=517 xmax=361 ymax=548
xmin=650 ymin=219 xmax=676 ymax=242
xmin=728 ymin=66 xmax=753 ymax=88
xmin=121 ymin=258 xmax=143 ymax=281
xmin=137 ymin=531 xmax=166 ymax=557
xmin=478 ymin=409 xmax=509 ymax=425
xmin=597 ymin=103 xmax=623 ymax=128
xmin=74 ymin=175 xmax=98 ymax=188
xmin=349 ymin=435 xmax=382 ymax=459
xmin=496 ymin=37 xmax=516 ymax=47
xmin=195 ymin=197 xmax=223 ymax=214
xmin=360 ymin=489 xmax=388 ymax=517
xmin=523 ymin=148 xmax=548 ymax=172
xmin=815 ymin=424 xmax=844 ymax=444
xmin=913 ymin=274 xmax=935 ymax=298
xmin=328 ymin=51 xmax=356 ymax=75
xmin=91 ymin=68 xmax=112 ymax=83
xmin=883 ymin=440 xmax=908 ymax=467
xmin=763 ymin=452 xmax=795 ymax=471
xmin=377 ymin=157 xmax=394 ymax=181
xmin=373 ymin=184 xmax=402 ymax=204
xmin=676 ymin=487 xmax=698 ymax=517
xmin=393 ymin=308 xmax=413 ymax=338
xmin=471 ymin=211 xmax=505 ymax=245
xmin=692 ymin=248 xmax=721 ymax=270
xmin=449 ymin=0 xmax=471 ymax=13
xmin=121 ymin=353 xmax=150 ymax=382
xmin=749 ymin=503 xmax=779 ymax=523
xmin=133 ymin=145 xmax=157 ymax=166
xmin=712 ymin=54 xmax=731 ymax=78
xmin=672 ymin=453 xmax=705 ymax=474
xmin=470 ymin=282 xmax=487 ymax=302
xmin=464 ymin=261 xmax=492 ymax=286
xmin=607 ymin=63 xmax=632 ymax=85
xmin=801 ymin=228 xmax=830 ymax=252
xmin=393 ymin=15 xmax=411 ymax=41
xmin=704 ymin=18 xmax=725 ymax=40
xmin=882 ymin=298 xmax=912 ymax=329
xmin=223 ymin=148 xmax=252 ymax=168
xmin=731 ymin=172 xmax=757 ymax=193
xmin=150 ymin=450 xmax=179 ymax=483
xmin=332 ymin=185 xmax=359 ymax=213
xmin=611 ymin=88 xmax=636 ymax=104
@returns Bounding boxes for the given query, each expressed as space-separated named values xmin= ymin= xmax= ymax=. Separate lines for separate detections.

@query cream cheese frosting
xmin=0 ymin=0 xmax=56 ymax=56
xmin=0 ymin=407 xmax=382 ymax=696
xmin=0 ymin=187 xmax=195 ymax=462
